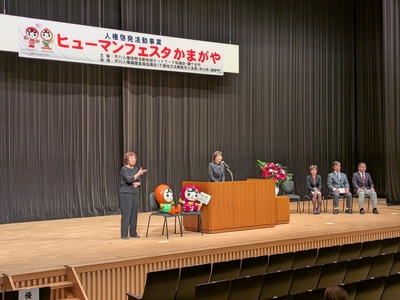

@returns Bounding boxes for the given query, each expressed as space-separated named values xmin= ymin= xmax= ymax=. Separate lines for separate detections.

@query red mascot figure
xmin=180 ymin=184 xmax=202 ymax=212
xmin=154 ymin=184 xmax=181 ymax=215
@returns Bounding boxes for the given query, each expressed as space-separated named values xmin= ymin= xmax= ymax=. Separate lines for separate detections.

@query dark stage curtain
xmin=0 ymin=55 xmax=123 ymax=223
xmin=354 ymin=0 xmax=385 ymax=197
xmin=0 ymin=1 xmax=123 ymax=223
xmin=121 ymin=0 xmax=357 ymax=204
xmin=382 ymin=0 xmax=400 ymax=204
xmin=0 ymin=0 xmax=396 ymax=223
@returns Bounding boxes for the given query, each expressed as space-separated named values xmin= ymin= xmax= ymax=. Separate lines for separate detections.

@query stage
xmin=1 ymin=198 xmax=399 ymax=300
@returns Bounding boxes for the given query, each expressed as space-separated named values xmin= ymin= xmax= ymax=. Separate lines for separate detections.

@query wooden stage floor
xmin=1 ymin=198 xmax=399 ymax=276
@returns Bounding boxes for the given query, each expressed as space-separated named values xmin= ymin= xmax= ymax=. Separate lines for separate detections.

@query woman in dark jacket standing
xmin=120 ymin=151 xmax=147 ymax=239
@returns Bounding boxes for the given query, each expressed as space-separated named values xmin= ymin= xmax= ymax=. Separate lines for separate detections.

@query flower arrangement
xmin=256 ymin=159 xmax=293 ymax=187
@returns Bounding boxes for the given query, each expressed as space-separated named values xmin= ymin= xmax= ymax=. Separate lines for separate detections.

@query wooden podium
xmin=182 ymin=179 xmax=289 ymax=233
xmin=275 ymin=195 xmax=290 ymax=224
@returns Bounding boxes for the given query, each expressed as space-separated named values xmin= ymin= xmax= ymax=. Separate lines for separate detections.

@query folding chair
xmin=239 ymin=255 xmax=268 ymax=277
xmin=360 ymin=240 xmax=382 ymax=258
xmin=337 ymin=242 xmax=362 ymax=262
xmin=175 ymin=263 xmax=211 ymax=300
xmin=381 ymin=273 xmax=400 ymax=300
xmin=354 ymin=276 xmax=386 ymax=300
xmin=228 ymin=274 xmax=264 ymax=300
xmin=317 ymin=261 xmax=347 ymax=289
xmin=209 ymin=259 xmax=241 ymax=282
xmin=127 ymin=268 xmax=180 ymax=300
xmin=352 ymin=193 xmax=371 ymax=211
xmin=292 ymin=248 xmax=318 ymax=269
xmin=326 ymin=194 xmax=353 ymax=212
xmin=289 ymin=265 xmax=322 ymax=294
xmin=266 ymin=252 xmax=295 ymax=273
xmin=380 ymin=237 xmax=400 ymax=254
xmin=259 ymin=269 xmax=294 ymax=300
xmin=343 ymin=257 xmax=372 ymax=284
xmin=368 ymin=253 xmax=394 ymax=279
xmin=145 ymin=192 xmax=182 ymax=239
xmin=195 ymin=279 xmax=231 ymax=300
xmin=316 ymin=245 xmax=341 ymax=265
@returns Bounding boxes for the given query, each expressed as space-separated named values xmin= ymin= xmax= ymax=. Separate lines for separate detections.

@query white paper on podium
xmin=19 ymin=288 xmax=40 ymax=300
xmin=198 ymin=192 xmax=211 ymax=205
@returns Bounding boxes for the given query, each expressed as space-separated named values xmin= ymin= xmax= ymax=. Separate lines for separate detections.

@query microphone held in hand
xmin=222 ymin=161 xmax=230 ymax=169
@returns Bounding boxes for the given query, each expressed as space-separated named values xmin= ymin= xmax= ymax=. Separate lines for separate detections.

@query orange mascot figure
xmin=180 ymin=184 xmax=202 ymax=212
xmin=154 ymin=184 xmax=181 ymax=215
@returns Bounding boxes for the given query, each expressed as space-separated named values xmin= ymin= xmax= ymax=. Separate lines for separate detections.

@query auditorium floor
xmin=1 ymin=198 xmax=399 ymax=275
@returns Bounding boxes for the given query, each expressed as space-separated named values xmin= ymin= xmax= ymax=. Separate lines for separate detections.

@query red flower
xmin=256 ymin=159 xmax=293 ymax=187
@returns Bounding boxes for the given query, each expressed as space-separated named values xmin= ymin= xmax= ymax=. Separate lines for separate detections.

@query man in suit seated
xmin=352 ymin=162 xmax=379 ymax=214
xmin=327 ymin=161 xmax=353 ymax=214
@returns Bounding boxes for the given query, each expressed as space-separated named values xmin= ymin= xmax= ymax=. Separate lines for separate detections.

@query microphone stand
xmin=226 ymin=167 xmax=233 ymax=181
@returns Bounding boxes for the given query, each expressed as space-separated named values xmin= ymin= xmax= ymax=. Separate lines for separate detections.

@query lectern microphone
xmin=222 ymin=161 xmax=230 ymax=169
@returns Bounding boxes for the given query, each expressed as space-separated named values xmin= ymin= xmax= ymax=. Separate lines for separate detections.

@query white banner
xmin=18 ymin=17 xmax=224 ymax=76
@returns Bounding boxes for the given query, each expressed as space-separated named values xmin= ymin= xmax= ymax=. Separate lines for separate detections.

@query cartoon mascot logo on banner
xmin=180 ymin=184 xmax=202 ymax=212
xmin=154 ymin=184 xmax=181 ymax=215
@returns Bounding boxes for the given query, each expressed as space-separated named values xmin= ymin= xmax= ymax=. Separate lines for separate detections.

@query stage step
xmin=3 ymin=266 xmax=88 ymax=300
xmin=28 ymin=280 xmax=75 ymax=289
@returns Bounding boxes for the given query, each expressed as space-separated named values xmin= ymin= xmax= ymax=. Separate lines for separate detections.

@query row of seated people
xmin=127 ymin=236 xmax=400 ymax=300
xmin=301 ymin=161 xmax=379 ymax=215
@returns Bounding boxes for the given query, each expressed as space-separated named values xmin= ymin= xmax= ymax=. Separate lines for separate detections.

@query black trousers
xmin=120 ymin=192 xmax=139 ymax=237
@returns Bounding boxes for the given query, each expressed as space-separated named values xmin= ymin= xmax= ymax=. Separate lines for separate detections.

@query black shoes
xmin=360 ymin=208 xmax=379 ymax=214
xmin=345 ymin=209 xmax=353 ymax=214
xmin=122 ymin=234 xmax=140 ymax=239
xmin=334 ymin=209 xmax=339 ymax=214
